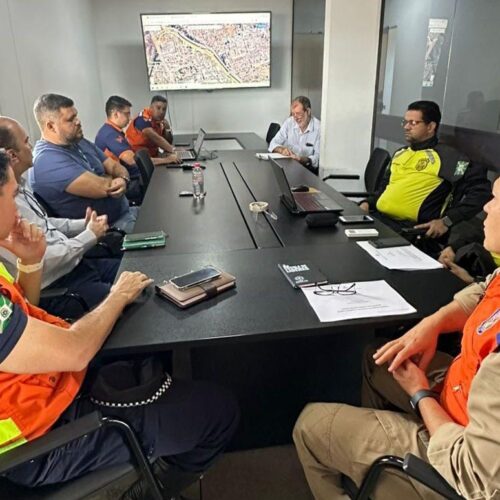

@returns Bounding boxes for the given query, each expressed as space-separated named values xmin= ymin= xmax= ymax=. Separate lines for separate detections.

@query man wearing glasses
xmin=360 ymin=100 xmax=490 ymax=253
xmin=269 ymin=96 xmax=321 ymax=174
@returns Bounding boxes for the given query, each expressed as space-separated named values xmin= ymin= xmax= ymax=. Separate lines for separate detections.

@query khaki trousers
xmin=293 ymin=343 xmax=452 ymax=500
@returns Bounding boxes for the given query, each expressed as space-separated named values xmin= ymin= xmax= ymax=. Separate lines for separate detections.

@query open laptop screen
xmin=193 ymin=128 xmax=206 ymax=156
xmin=270 ymin=159 xmax=298 ymax=209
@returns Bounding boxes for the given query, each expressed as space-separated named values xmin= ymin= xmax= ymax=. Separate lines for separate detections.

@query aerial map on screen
xmin=141 ymin=12 xmax=271 ymax=91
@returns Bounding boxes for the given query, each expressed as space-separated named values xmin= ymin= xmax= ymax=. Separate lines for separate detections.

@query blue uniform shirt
xmin=95 ymin=123 xmax=140 ymax=178
xmin=30 ymin=138 xmax=129 ymax=223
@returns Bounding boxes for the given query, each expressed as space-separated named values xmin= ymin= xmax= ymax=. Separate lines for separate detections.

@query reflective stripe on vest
xmin=0 ymin=418 xmax=27 ymax=455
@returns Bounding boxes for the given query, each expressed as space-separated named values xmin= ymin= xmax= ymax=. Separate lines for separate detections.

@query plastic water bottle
xmin=192 ymin=163 xmax=204 ymax=199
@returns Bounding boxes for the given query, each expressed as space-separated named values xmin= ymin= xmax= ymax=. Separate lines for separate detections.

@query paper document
xmin=255 ymin=152 xmax=287 ymax=160
xmin=302 ymin=280 xmax=417 ymax=323
xmin=357 ymin=241 xmax=443 ymax=271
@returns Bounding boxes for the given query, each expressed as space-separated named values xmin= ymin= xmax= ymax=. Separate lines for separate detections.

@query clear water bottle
xmin=192 ymin=163 xmax=204 ymax=199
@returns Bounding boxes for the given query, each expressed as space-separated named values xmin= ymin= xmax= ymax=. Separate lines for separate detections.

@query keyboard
xmin=178 ymin=150 xmax=195 ymax=160
xmin=294 ymin=193 xmax=326 ymax=211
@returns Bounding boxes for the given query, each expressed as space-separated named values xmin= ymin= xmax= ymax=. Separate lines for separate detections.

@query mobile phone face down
xmin=170 ymin=266 xmax=221 ymax=289
xmin=339 ymin=215 xmax=374 ymax=224
xmin=369 ymin=237 xmax=411 ymax=249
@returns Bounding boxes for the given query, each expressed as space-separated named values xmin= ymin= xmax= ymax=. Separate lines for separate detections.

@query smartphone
xmin=170 ymin=266 xmax=221 ymax=290
xmin=401 ymin=227 xmax=427 ymax=236
xmin=179 ymin=191 xmax=193 ymax=197
xmin=339 ymin=215 xmax=374 ymax=224
xmin=369 ymin=237 xmax=411 ymax=249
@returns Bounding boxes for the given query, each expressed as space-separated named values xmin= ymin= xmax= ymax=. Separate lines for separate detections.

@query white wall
xmin=90 ymin=0 xmax=293 ymax=139
xmin=0 ymin=0 xmax=293 ymax=141
xmin=0 ymin=0 xmax=103 ymax=142
xmin=320 ymin=0 xmax=382 ymax=174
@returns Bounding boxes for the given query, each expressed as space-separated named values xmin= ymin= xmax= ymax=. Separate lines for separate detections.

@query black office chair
xmin=0 ymin=411 xmax=163 ymax=500
xmin=323 ymin=147 xmax=391 ymax=198
xmin=342 ymin=453 xmax=463 ymax=500
xmin=134 ymin=149 xmax=155 ymax=193
xmin=266 ymin=122 xmax=281 ymax=145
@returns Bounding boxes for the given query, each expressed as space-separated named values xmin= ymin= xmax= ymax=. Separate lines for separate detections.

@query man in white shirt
xmin=0 ymin=116 xmax=118 ymax=319
xmin=269 ymin=96 xmax=321 ymax=173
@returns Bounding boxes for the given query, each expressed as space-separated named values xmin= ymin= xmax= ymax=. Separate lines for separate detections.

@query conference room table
xmin=102 ymin=133 xmax=464 ymax=448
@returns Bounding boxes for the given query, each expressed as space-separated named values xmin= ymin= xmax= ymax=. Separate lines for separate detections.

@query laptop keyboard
xmin=294 ymin=193 xmax=325 ymax=211
xmin=178 ymin=151 xmax=195 ymax=160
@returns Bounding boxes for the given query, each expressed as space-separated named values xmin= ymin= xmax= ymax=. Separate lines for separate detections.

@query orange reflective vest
xmin=125 ymin=107 xmax=165 ymax=157
xmin=0 ymin=277 xmax=85 ymax=454
xmin=440 ymin=274 xmax=500 ymax=425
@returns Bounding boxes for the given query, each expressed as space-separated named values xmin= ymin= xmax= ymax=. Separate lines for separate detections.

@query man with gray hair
xmin=269 ymin=96 xmax=321 ymax=174
xmin=30 ymin=94 xmax=138 ymax=233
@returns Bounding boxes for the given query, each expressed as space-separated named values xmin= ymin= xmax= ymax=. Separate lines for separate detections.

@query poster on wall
xmin=422 ymin=18 xmax=448 ymax=88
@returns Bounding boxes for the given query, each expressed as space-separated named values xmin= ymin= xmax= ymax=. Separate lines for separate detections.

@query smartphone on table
xmin=339 ymin=215 xmax=374 ymax=224
xmin=369 ymin=238 xmax=411 ymax=249
xmin=170 ymin=266 xmax=221 ymax=290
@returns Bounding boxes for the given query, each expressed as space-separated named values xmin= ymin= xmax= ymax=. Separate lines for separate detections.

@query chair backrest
xmin=266 ymin=122 xmax=281 ymax=145
xmin=134 ymin=149 xmax=155 ymax=190
xmin=364 ymin=148 xmax=391 ymax=193
xmin=32 ymin=191 xmax=57 ymax=218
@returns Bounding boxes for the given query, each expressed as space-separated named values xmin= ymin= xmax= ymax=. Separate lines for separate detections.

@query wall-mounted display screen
xmin=140 ymin=12 xmax=271 ymax=91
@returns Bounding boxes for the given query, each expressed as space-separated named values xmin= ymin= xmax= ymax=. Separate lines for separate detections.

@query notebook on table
xmin=270 ymin=159 xmax=344 ymax=215
xmin=155 ymin=271 xmax=236 ymax=309
xmin=122 ymin=231 xmax=167 ymax=250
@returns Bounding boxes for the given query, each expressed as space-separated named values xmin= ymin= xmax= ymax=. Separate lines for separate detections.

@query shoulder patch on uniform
xmin=425 ymin=150 xmax=436 ymax=164
xmin=477 ymin=308 xmax=500 ymax=335
xmin=115 ymin=135 xmax=124 ymax=143
xmin=0 ymin=295 xmax=13 ymax=334
xmin=454 ymin=160 xmax=469 ymax=176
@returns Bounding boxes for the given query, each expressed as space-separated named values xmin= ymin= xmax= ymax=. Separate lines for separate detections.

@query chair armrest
xmin=0 ymin=412 xmax=103 ymax=474
xmin=323 ymin=174 xmax=360 ymax=181
xmin=403 ymin=453 xmax=463 ymax=500
xmin=340 ymin=191 xmax=370 ymax=198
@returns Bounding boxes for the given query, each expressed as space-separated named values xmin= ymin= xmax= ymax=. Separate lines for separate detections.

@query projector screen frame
xmin=139 ymin=10 xmax=273 ymax=92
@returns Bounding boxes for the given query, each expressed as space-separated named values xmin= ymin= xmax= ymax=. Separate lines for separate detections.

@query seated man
xmin=30 ymin=94 xmax=138 ymax=233
xmin=0 ymin=116 xmax=119 ymax=319
xmin=360 ymin=101 xmax=491 ymax=252
xmin=0 ymin=151 xmax=239 ymax=499
xmin=268 ymin=96 xmax=321 ymax=174
xmin=294 ymin=178 xmax=500 ymax=498
xmin=126 ymin=94 xmax=181 ymax=164
xmin=95 ymin=96 xmax=179 ymax=198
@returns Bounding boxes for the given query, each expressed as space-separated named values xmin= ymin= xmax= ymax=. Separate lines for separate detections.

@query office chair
xmin=342 ymin=453 xmax=463 ymax=500
xmin=134 ymin=149 xmax=155 ymax=193
xmin=0 ymin=411 xmax=163 ymax=500
xmin=266 ymin=122 xmax=281 ymax=145
xmin=323 ymin=147 xmax=391 ymax=198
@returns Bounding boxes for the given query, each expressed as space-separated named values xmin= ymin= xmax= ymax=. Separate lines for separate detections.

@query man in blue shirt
xmin=30 ymin=94 xmax=138 ymax=233
xmin=95 ymin=96 xmax=142 ymax=203
xmin=269 ymin=96 xmax=321 ymax=174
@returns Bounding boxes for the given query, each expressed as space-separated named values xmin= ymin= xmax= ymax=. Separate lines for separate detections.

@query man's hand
xmin=438 ymin=246 xmax=456 ymax=264
xmin=274 ymin=146 xmax=294 ymax=157
xmin=414 ymin=218 xmax=449 ymax=238
xmin=107 ymin=177 xmax=127 ymax=198
xmin=86 ymin=211 xmax=109 ymax=239
xmin=373 ymin=316 xmax=441 ymax=372
xmin=110 ymin=271 xmax=154 ymax=306
xmin=0 ymin=218 xmax=46 ymax=265
xmin=392 ymin=359 xmax=430 ymax=396
xmin=165 ymin=153 xmax=181 ymax=165
xmin=359 ymin=202 xmax=370 ymax=213
xmin=442 ymin=258 xmax=475 ymax=284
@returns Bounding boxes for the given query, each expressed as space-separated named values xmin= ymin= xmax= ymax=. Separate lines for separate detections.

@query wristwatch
xmin=409 ymin=389 xmax=438 ymax=417
xmin=442 ymin=215 xmax=453 ymax=228
xmin=118 ymin=175 xmax=130 ymax=185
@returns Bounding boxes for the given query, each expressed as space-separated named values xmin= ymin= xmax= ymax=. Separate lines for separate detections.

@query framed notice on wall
xmin=422 ymin=18 xmax=448 ymax=88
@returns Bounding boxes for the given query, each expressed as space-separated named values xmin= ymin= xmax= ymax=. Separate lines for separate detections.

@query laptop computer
xmin=177 ymin=128 xmax=206 ymax=160
xmin=270 ymin=159 xmax=344 ymax=214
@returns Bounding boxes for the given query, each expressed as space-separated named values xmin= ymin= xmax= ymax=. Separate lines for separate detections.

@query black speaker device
xmin=305 ymin=213 xmax=339 ymax=228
